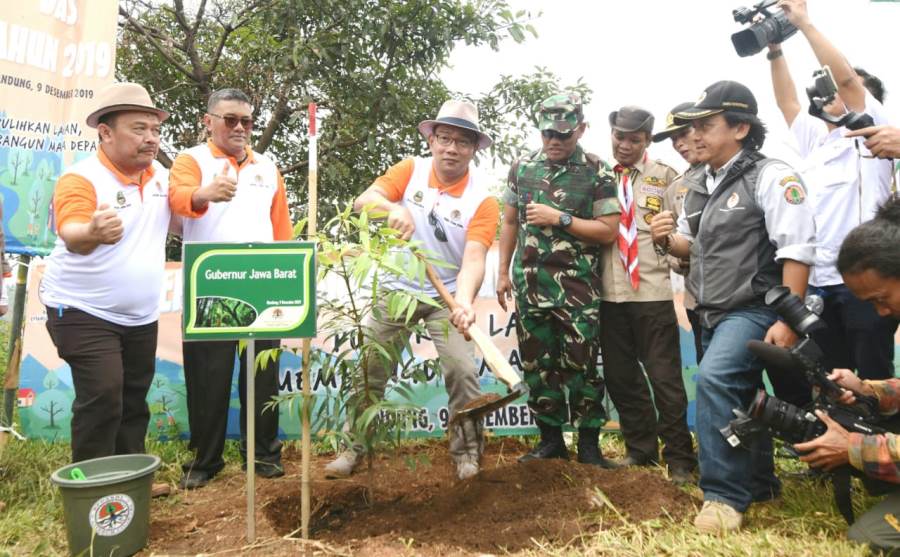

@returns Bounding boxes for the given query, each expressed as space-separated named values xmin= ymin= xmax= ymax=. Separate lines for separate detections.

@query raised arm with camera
xmin=778 ymin=0 xmax=866 ymax=112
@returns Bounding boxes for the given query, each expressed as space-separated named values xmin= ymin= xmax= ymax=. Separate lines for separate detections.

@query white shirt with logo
xmin=40 ymin=158 xmax=172 ymax=326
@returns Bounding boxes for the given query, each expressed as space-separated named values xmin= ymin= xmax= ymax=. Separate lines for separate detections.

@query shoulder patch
xmin=783 ymin=184 xmax=806 ymax=205
xmin=779 ymin=175 xmax=801 ymax=188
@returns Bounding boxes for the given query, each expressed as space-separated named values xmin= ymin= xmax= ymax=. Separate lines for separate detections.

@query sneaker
xmin=694 ymin=500 xmax=743 ymax=534
xmin=179 ymin=470 xmax=211 ymax=490
xmin=456 ymin=455 xmax=479 ymax=480
xmin=324 ymin=449 xmax=361 ymax=479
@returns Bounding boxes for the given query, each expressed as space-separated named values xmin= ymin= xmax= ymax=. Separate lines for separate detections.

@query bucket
xmin=50 ymin=454 xmax=161 ymax=557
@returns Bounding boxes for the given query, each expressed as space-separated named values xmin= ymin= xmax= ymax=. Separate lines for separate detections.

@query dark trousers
xmin=182 ymin=339 xmax=282 ymax=476
xmin=600 ymin=300 xmax=696 ymax=471
xmin=45 ymin=307 xmax=157 ymax=463
xmin=811 ymin=284 xmax=897 ymax=380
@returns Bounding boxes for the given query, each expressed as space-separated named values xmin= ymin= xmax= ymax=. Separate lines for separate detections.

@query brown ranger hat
xmin=652 ymin=101 xmax=696 ymax=143
xmin=85 ymin=82 xmax=170 ymax=129
xmin=674 ymin=80 xmax=758 ymax=123
xmin=609 ymin=106 xmax=655 ymax=134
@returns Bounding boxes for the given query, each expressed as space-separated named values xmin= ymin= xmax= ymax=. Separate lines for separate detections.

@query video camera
xmin=806 ymin=66 xmax=875 ymax=131
xmin=721 ymin=286 xmax=884 ymax=450
xmin=731 ymin=0 xmax=799 ymax=57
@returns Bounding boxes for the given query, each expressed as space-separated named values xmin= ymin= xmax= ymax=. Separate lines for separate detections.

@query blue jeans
xmin=696 ymin=307 xmax=781 ymax=512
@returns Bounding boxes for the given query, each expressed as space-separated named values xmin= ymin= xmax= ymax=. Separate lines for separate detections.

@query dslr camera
xmin=731 ymin=0 xmax=799 ymax=57
xmin=721 ymin=286 xmax=884 ymax=449
xmin=806 ymin=66 xmax=875 ymax=131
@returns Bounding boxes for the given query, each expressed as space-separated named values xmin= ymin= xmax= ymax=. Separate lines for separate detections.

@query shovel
xmin=422 ymin=261 xmax=528 ymax=424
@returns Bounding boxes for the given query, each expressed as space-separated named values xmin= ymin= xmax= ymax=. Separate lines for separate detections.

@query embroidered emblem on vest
xmin=726 ymin=192 xmax=740 ymax=209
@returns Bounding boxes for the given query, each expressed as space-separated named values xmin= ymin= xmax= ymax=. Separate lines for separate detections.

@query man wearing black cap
xmin=598 ymin=106 xmax=695 ymax=484
xmin=650 ymin=80 xmax=816 ymax=533
xmin=654 ymin=102 xmax=706 ymax=364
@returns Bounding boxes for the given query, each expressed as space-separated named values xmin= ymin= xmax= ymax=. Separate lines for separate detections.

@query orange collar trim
xmin=98 ymin=147 xmax=156 ymax=187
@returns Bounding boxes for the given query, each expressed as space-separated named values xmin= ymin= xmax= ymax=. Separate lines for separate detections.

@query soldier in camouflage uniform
xmin=497 ymin=93 xmax=620 ymax=467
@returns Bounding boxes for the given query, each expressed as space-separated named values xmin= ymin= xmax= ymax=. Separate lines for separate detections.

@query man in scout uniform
xmin=496 ymin=93 xmax=619 ymax=467
xmin=598 ymin=106 xmax=695 ymax=483
xmin=653 ymin=102 xmax=705 ymax=363
xmin=650 ymin=80 xmax=816 ymax=533
xmin=169 ymin=88 xmax=294 ymax=489
xmin=41 ymin=82 xmax=203 ymax=464
xmin=324 ymin=100 xmax=499 ymax=481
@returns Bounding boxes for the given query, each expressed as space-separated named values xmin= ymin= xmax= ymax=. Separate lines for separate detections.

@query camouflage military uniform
xmin=503 ymin=136 xmax=619 ymax=428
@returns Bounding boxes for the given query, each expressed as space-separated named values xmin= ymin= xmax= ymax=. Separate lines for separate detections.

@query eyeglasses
xmin=542 ymin=129 xmax=574 ymax=141
xmin=208 ymin=113 xmax=254 ymax=130
xmin=434 ymin=133 xmax=475 ymax=151
xmin=428 ymin=208 xmax=448 ymax=242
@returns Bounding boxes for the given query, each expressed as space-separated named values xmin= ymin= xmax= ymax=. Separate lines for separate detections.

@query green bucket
xmin=51 ymin=454 xmax=161 ymax=557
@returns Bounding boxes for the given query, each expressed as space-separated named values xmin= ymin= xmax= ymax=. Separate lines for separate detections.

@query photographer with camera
xmin=766 ymin=0 xmax=896 ymax=384
xmin=793 ymin=197 xmax=900 ymax=553
xmin=650 ymin=80 xmax=816 ymax=533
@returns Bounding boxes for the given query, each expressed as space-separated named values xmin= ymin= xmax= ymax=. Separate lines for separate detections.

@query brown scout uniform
xmin=599 ymin=157 xmax=696 ymax=472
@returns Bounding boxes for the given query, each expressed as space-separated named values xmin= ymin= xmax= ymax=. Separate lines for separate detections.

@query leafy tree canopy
xmin=118 ymin=0 xmax=592 ymax=229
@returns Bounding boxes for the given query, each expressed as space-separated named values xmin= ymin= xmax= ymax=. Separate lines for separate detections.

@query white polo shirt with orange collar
xmin=40 ymin=148 xmax=175 ymax=326
xmin=168 ymin=141 xmax=292 ymax=243
xmin=373 ymin=157 xmax=499 ymax=297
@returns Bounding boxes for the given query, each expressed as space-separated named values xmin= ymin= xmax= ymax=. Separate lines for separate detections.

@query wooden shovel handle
xmin=422 ymin=260 xmax=522 ymax=391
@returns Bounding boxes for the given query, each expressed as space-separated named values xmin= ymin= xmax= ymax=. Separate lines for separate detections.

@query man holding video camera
xmin=766 ymin=0 xmax=896 ymax=383
xmin=793 ymin=197 xmax=900 ymax=554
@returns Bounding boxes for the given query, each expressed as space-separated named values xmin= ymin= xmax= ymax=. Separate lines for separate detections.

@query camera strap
xmin=832 ymin=468 xmax=855 ymax=524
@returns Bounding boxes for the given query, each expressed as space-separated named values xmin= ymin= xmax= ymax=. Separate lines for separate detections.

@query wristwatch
xmin=558 ymin=212 xmax=573 ymax=228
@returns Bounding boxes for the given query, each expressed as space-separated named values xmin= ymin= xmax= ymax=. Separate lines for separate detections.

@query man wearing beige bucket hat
xmin=40 ymin=82 xmax=205 ymax=465
xmin=324 ymin=99 xmax=499 ymax=481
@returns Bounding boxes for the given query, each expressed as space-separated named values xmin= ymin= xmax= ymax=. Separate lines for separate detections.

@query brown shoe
xmin=151 ymin=482 xmax=171 ymax=498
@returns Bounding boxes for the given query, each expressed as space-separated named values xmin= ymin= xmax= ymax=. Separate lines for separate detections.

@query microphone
xmin=747 ymin=339 xmax=797 ymax=374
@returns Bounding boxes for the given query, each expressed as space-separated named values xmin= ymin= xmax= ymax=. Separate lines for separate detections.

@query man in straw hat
xmin=40 ymin=82 xmax=206 ymax=464
xmin=496 ymin=93 xmax=619 ymax=468
xmin=168 ymin=88 xmax=293 ymax=490
xmin=324 ymin=99 xmax=499 ymax=481
xmin=650 ymin=80 xmax=815 ymax=533
xmin=597 ymin=106 xmax=695 ymax=484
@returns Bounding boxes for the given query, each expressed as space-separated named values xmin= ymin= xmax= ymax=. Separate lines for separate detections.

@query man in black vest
xmin=650 ymin=81 xmax=816 ymax=533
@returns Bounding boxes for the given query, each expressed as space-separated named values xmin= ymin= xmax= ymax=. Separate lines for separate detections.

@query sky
xmin=440 ymin=0 xmax=900 ymax=172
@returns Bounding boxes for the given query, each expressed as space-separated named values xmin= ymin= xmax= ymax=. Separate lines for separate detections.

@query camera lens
xmin=749 ymin=390 xmax=819 ymax=444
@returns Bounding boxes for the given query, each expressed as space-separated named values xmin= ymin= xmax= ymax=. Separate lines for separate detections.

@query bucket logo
xmin=89 ymin=494 xmax=135 ymax=537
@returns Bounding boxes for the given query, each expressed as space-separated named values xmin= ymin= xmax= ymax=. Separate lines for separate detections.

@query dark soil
xmin=144 ymin=439 xmax=696 ymax=556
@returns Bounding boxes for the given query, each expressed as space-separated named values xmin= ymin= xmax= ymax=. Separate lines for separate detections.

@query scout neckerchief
xmin=615 ymin=152 xmax=646 ymax=290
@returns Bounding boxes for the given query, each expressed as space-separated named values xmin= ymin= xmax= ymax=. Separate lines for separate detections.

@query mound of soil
xmin=145 ymin=439 xmax=695 ymax=555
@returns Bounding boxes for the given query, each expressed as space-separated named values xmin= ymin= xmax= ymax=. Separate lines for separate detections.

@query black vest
xmin=683 ymin=150 xmax=783 ymax=328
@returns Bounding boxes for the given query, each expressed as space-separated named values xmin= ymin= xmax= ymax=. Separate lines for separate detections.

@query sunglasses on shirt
xmin=428 ymin=208 xmax=448 ymax=242
xmin=208 ymin=113 xmax=254 ymax=130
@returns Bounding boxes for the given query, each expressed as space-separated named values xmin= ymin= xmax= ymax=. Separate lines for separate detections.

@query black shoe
xmin=576 ymin=428 xmax=619 ymax=469
xmin=669 ymin=467 xmax=695 ymax=486
xmin=179 ymin=470 xmax=211 ymax=490
xmin=241 ymin=461 xmax=285 ymax=479
xmin=518 ymin=421 xmax=569 ymax=463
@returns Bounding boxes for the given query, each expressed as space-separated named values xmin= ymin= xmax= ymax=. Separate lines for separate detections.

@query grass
xmin=0 ymin=316 xmax=885 ymax=556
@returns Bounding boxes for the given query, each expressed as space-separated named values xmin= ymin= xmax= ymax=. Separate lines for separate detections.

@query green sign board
xmin=182 ymin=242 xmax=316 ymax=340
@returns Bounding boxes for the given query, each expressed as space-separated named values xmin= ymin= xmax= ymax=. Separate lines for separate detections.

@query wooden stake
xmin=301 ymin=102 xmax=318 ymax=540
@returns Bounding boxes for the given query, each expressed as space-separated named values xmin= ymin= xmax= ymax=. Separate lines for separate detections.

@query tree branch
xmin=118 ymin=6 xmax=194 ymax=80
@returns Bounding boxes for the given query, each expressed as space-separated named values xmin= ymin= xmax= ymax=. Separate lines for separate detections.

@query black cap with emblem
xmin=674 ymin=80 xmax=758 ymax=123
xmin=652 ymin=101 xmax=695 ymax=143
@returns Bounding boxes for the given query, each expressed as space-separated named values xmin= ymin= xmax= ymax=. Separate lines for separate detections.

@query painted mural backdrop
xmin=0 ymin=1 xmax=117 ymax=255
